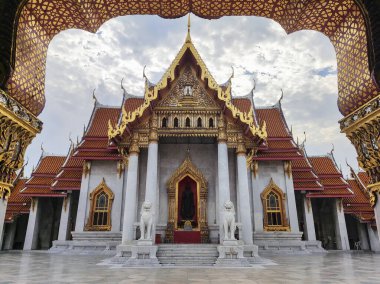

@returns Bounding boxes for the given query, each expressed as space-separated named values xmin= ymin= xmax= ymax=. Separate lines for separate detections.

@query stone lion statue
xmin=139 ymin=201 xmax=153 ymax=240
xmin=223 ymin=200 xmax=236 ymax=240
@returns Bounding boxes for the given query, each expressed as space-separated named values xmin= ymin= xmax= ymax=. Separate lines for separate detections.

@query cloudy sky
xmin=24 ymin=15 xmax=358 ymax=177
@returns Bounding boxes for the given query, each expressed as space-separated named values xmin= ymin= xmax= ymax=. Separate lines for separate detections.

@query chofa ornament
xmin=223 ymin=200 xmax=236 ymax=240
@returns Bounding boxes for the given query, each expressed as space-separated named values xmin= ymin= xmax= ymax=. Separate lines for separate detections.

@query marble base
xmin=137 ymin=239 xmax=153 ymax=246
xmin=222 ymin=239 xmax=239 ymax=246
xmin=215 ymin=244 xmax=251 ymax=267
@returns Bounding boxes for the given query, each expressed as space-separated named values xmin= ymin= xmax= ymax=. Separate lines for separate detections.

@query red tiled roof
xmin=33 ymin=156 xmax=66 ymax=175
xmin=6 ymin=178 xmax=31 ymax=223
xmin=124 ymin=98 xmax=144 ymax=112
xmin=357 ymin=172 xmax=371 ymax=186
xmin=86 ymin=107 xmax=120 ymax=137
xmin=308 ymin=156 xmax=341 ymax=176
xmin=232 ymin=98 xmax=251 ymax=113
xmin=256 ymin=108 xmax=291 ymax=138
xmin=79 ymin=139 xmax=109 ymax=149
xmin=8 ymin=178 xmax=29 ymax=204
xmin=21 ymin=155 xmax=66 ymax=197
xmin=293 ymin=181 xmax=323 ymax=190
xmin=64 ymin=156 xmax=84 ymax=168
xmin=52 ymin=180 xmax=81 ymax=191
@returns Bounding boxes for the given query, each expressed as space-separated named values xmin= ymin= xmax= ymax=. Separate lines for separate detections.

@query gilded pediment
xmin=155 ymin=66 xmax=220 ymax=110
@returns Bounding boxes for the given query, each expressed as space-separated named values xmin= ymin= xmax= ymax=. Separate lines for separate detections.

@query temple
xmin=1 ymin=27 xmax=379 ymax=265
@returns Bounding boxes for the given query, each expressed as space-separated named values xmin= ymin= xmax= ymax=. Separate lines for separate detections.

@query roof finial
xmin=121 ymin=77 xmax=126 ymax=93
xmin=330 ymin=143 xmax=335 ymax=155
xmin=40 ymin=143 xmax=45 ymax=155
xmin=92 ymin=89 xmax=98 ymax=105
xmin=279 ymin=88 xmax=284 ymax=104
xmin=186 ymin=13 xmax=192 ymax=43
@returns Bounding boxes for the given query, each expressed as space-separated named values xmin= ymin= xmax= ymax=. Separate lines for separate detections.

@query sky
xmin=24 ymin=14 xmax=359 ymax=177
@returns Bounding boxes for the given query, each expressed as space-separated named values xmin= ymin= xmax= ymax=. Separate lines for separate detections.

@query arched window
xmin=197 ymin=117 xmax=202 ymax=128
xmin=162 ymin=117 xmax=167 ymax=128
xmin=174 ymin=117 xmax=179 ymax=128
xmin=185 ymin=117 xmax=191 ymax=127
xmin=85 ymin=179 xmax=114 ymax=231
xmin=209 ymin=117 xmax=214 ymax=128
xmin=261 ymin=178 xmax=289 ymax=231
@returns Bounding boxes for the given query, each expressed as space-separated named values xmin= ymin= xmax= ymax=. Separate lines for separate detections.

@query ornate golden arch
xmin=261 ymin=178 xmax=290 ymax=232
xmin=85 ymin=178 xmax=114 ymax=231
xmin=165 ymin=155 xmax=209 ymax=243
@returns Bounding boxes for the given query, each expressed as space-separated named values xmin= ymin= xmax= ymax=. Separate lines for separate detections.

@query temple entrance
xmin=165 ymin=155 xmax=209 ymax=243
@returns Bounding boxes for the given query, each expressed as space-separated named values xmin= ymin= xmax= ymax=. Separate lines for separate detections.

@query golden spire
xmin=186 ymin=13 xmax=191 ymax=43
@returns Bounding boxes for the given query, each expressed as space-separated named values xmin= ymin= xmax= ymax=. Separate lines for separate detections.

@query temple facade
xmin=1 ymin=30 xmax=379 ymax=263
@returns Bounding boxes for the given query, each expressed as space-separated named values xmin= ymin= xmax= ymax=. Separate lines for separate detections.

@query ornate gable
xmin=156 ymin=66 xmax=220 ymax=110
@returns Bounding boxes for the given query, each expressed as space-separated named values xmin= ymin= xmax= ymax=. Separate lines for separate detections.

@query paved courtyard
xmin=0 ymin=251 xmax=380 ymax=283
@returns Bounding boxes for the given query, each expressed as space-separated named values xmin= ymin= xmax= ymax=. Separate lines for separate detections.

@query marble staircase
xmin=157 ymin=244 xmax=218 ymax=266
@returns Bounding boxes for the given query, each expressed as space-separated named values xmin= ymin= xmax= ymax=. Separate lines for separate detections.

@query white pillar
xmin=236 ymin=143 xmax=253 ymax=245
xmin=373 ymin=192 xmax=380 ymax=240
xmin=75 ymin=162 xmax=91 ymax=232
xmin=3 ymin=220 xmax=17 ymax=250
xmin=357 ymin=222 xmax=370 ymax=250
xmin=284 ymin=163 xmax=300 ymax=233
xmin=58 ymin=194 xmax=72 ymax=241
xmin=302 ymin=195 xmax=316 ymax=241
xmin=332 ymin=198 xmax=350 ymax=250
xmin=0 ymin=198 xmax=7 ymax=249
xmin=122 ymin=136 xmax=140 ymax=244
xmin=251 ymin=163 xmax=263 ymax=233
xmin=367 ymin=224 xmax=380 ymax=252
xmin=144 ymin=141 xmax=158 ymax=241
xmin=217 ymin=115 xmax=230 ymax=242
xmin=24 ymin=198 xmax=40 ymax=250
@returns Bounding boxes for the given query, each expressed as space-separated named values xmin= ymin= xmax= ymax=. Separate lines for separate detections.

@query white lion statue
xmin=223 ymin=200 xmax=236 ymax=240
xmin=139 ymin=201 xmax=153 ymax=240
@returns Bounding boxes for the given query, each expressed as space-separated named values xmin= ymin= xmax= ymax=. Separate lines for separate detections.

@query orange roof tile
xmin=292 ymin=158 xmax=311 ymax=169
xmin=21 ymin=187 xmax=66 ymax=197
xmin=256 ymin=108 xmax=291 ymax=138
xmin=33 ymin=156 xmax=66 ymax=175
xmin=357 ymin=172 xmax=371 ymax=186
xmin=8 ymin=178 xmax=30 ymax=204
xmin=78 ymin=139 xmax=109 ymax=149
xmin=56 ymin=170 xmax=82 ymax=180
xmin=293 ymin=171 xmax=318 ymax=180
xmin=25 ymin=176 xmax=53 ymax=186
xmin=52 ymin=180 xmax=81 ymax=191
xmin=86 ymin=107 xmax=120 ymax=137
xmin=64 ymin=156 xmax=84 ymax=168
xmin=308 ymin=156 xmax=341 ymax=176
xmin=232 ymin=98 xmax=251 ymax=113
xmin=124 ymin=98 xmax=144 ymax=112
xmin=293 ymin=181 xmax=323 ymax=190
xmin=307 ymin=188 xmax=354 ymax=198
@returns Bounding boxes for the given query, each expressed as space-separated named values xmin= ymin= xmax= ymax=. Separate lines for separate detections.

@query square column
xmin=367 ymin=224 xmax=380 ymax=252
xmin=357 ymin=222 xmax=370 ymax=250
xmin=0 ymin=198 xmax=7 ymax=248
xmin=217 ymin=115 xmax=230 ymax=242
xmin=302 ymin=195 xmax=316 ymax=241
xmin=122 ymin=134 xmax=140 ymax=244
xmin=283 ymin=162 xmax=300 ymax=233
xmin=332 ymin=198 xmax=350 ymax=250
xmin=74 ymin=162 xmax=91 ymax=232
xmin=24 ymin=198 xmax=40 ymax=250
xmin=373 ymin=192 xmax=380 ymax=240
xmin=58 ymin=194 xmax=72 ymax=241
xmin=251 ymin=163 xmax=263 ymax=233
xmin=236 ymin=140 xmax=253 ymax=245
xmin=3 ymin=220 xmax=17 ymax=250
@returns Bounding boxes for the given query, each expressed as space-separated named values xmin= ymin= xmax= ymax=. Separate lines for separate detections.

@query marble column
xmin=251 ymin=162 xmax=263 ymax=233
xmin=373 ymin=192 xmax=380 ymax=240
xmin=367 ymin=224 xmax=380 ymax=252
xmin=236 ymin=137 xmax=253 ymax=245
xmin=58 ymin=194 xmax=72 ymax=241
xmin=302 ymin=195 xmax=316 ymax=241
xmin=122 ymin=133 xmax=140 ymax=244
xmin=283 ymin=162 xmax=300 ymax=233
xmin=3 ymin=220 xmax=17 ymax=250
xmin=332 ymin=198 xmax=350 ymax=250
xmin=217 ymin=115 xmax=230 ymax=241
xmin=74 ymin=161 xmax=91 ymax=232
xmin=0 ymin=198 xmax=7 ymax=249
xmin=357 ymin=222 xmax=370 ymax=250
xmin=144 ymin=115 xmax=158 ymax=242
xmin=24 ymin=198 xmax=40 ymax=250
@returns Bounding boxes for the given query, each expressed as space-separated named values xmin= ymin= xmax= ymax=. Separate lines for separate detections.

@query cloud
xmin=24 ymin=15 xmax=359 ymax=177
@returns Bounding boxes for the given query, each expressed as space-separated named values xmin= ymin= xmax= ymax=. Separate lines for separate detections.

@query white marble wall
xmin=24 ymin=198 xmax=40 ymax=250
xmin=252 ymin=161 xmax=299 ymax=232
xmin=157 ymin=144 xmax=221 ymax=230
xmin=367 ymin=224 xmax=380 ymax=252
xmin=0 ymin=199 xmax=7 ymax=248
xmin=75 ymin=160 xmax=124 ymax=233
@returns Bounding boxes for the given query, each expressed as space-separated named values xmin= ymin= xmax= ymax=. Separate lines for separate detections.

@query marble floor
xmin=0 ymin=251 xmax=380 ymax=283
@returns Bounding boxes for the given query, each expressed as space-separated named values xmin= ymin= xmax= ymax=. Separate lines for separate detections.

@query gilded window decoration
xmin=261 ymin=178 xmax=289 ymax=231
xmin=162 ymin=117 xmax=167 ymax=128
xmin=197 ymin=117 xmax=202 ymax=128
xmin=85 ymin=178 xmax=114 ymax=231
xmin=209 ymin=117 xmax=214 ymax=128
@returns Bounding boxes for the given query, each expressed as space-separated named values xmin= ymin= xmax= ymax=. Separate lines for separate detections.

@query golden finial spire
xmin=186 ymin=13 xmax=191 ymax=43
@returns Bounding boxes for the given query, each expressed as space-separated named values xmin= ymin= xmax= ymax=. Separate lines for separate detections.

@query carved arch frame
xmin=260 ymin=178 xmax=290 ymax=232
xmin=85 ymin=178 xmax=114 ymax=231
xmin=165 ymin=155 xmax=209 ymax=243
